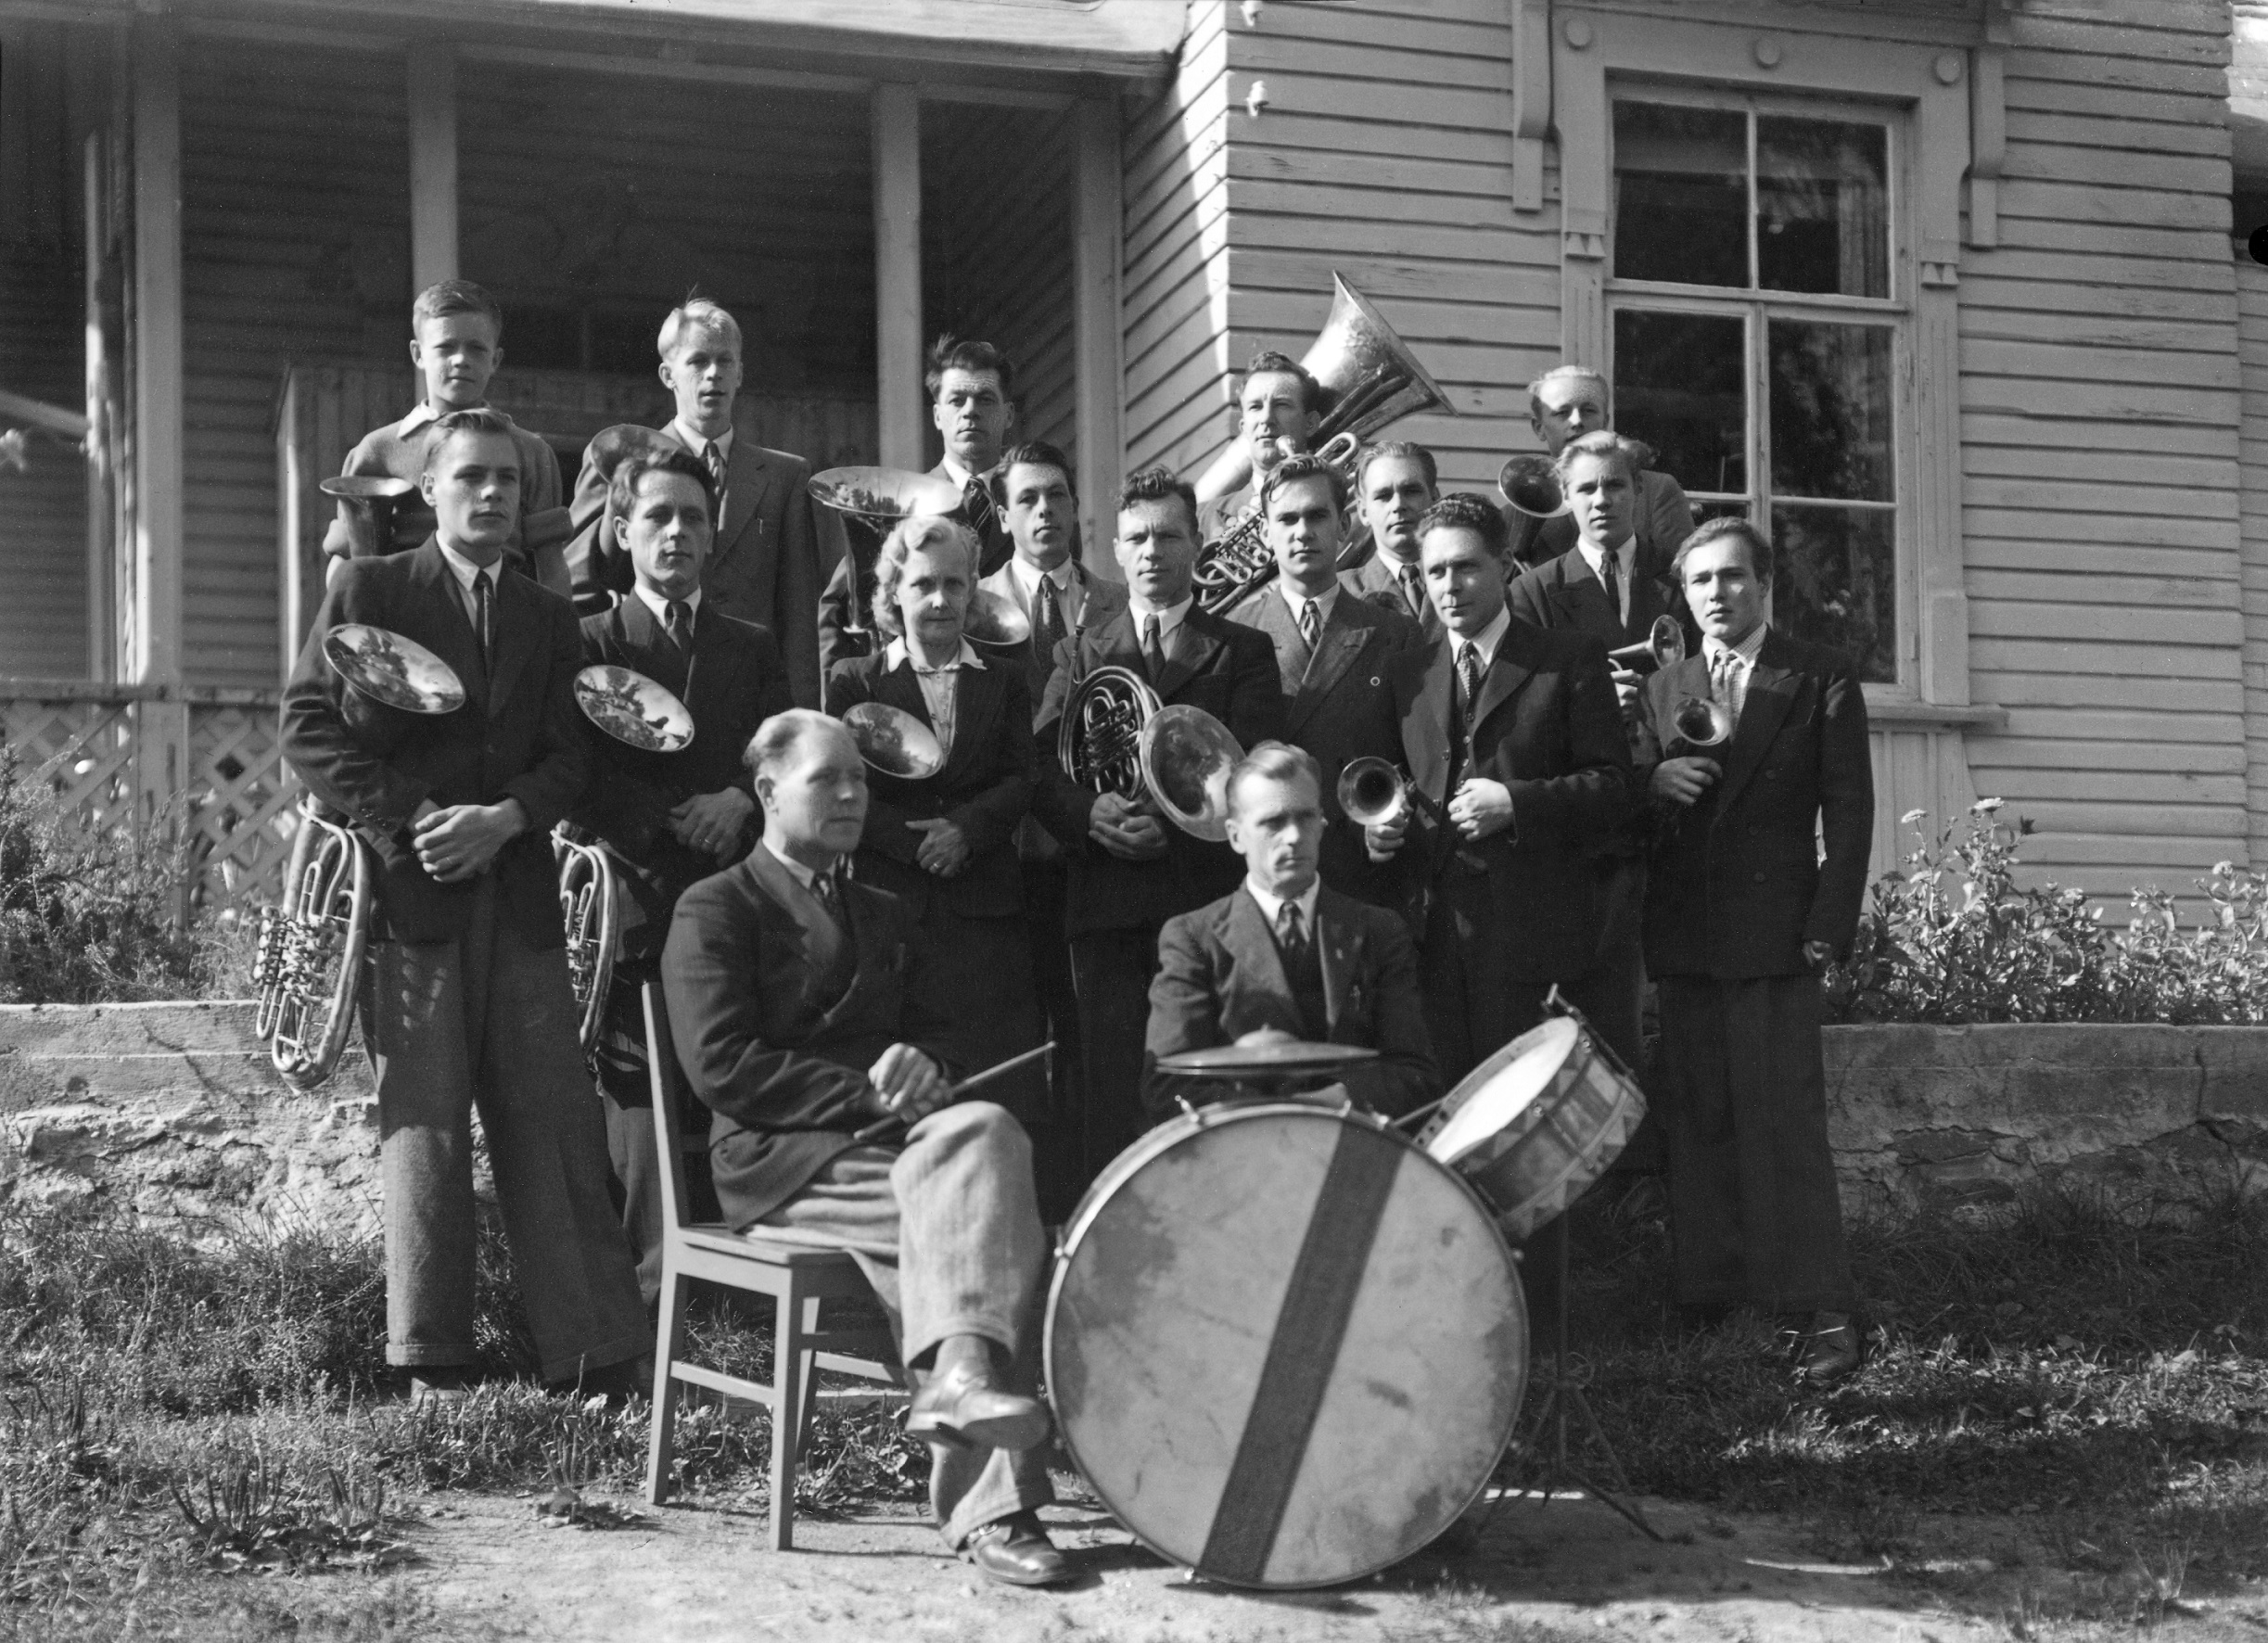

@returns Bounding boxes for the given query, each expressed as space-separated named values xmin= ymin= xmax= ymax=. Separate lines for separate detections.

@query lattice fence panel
xmin=0 ymin=696 xmax=138 ymax=833
xmin=187 ymin=705 xmax=299 ymax=910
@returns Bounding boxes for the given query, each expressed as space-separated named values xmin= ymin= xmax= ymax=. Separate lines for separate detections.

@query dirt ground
xmin=404 ymin=1482 xmax=2268 ymax=1643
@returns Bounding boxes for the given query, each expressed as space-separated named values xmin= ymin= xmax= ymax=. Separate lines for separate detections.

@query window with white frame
xmin=1608 ymin=90 xmax=1906 ymax=684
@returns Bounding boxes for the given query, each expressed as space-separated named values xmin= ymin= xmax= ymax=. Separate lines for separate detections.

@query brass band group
xmin=272 ymin=274 xmax=1876 ymax=1590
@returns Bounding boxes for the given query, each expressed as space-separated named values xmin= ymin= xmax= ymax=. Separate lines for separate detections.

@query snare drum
xmin=1419 ymin=1015 xmax=1646 ymax=1242
xmin=1046 ymin=1102 xmax=1526 ymax=1590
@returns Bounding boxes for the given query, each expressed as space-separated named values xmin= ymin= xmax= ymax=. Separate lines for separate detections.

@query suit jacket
xmin=1635 ymin=629 xmax=1874 ymax=979
xmin=662 ymin=846 xmax=958 ymax=1227
xmin=1224 ymin=584 xmax=1421 ymax=901
xmin=1507 ymin=537 xmax=1692 ymax=657
xmin=976 ymin=560 xmax=1130 ymax=719
xmin=1341 ymin=552 xmax=1442 ymax=641
xmin=823 ymin=649 xmax=1035 ymax=919
xmin=281 ymin=540 xmax=589 ymax=947
xmin=565 ymin=422 xmax=827 ymax=709
xmin=1033 ymin=604 xmax=1288 ymax=936
xmin=1143 ymin=885 xmax=1438 ymax=1119
xmin=816 ymin=460 xmax=1014 ymax=678
xmin=568 ymin=597 xmax=792 ymax=962
xmin=1516 ymin=467 xmax=1696 ymax=569
xmin=1381 ymin=618 xmax=1636 ymax=979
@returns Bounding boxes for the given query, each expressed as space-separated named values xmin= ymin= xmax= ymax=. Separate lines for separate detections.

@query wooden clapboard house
xmin=0 ymin=0 xmax=2252 ymax=911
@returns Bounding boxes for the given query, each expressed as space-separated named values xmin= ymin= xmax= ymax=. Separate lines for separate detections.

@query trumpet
xmin=554 ymin=829 xmax=620 ymax=1057
xmin=1334 ymin=756 xmax=1449 ymax=831
xmin=252 ymin=799 xmax=376 ymax=1090
xmin=1608 ymin=614 xmax=1687 ymax=679
xmin=1671 ymin=694 xmax=1735 ymax=750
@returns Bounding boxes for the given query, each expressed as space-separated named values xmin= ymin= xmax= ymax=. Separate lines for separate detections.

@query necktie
xmin=664 ymin=598 xmax=690 ymax=654
xmin=704 ymin=441 xmax=729 ymax=532
xmin=1398 ymin=563 xmax=1426 ymax=622
xmin=1277 ymin=899 xmax=1309 ymax=968
xmin=1032 ymin=575 xmax=1066 ymax=662
xmin=472 ymin=569 xmax=491 ymax=669
xmin=1711 ymin=648 xmax=1742 ymax=726
xmin=1141 ymin=613 xmax=1166 ymax=678
xmin=1599 ymin=548 xmax=1625 ymax=629
xmin=810 ymin=869 xmax=841 ymax=924
xmin=963 ymin=476 xmax=997 ymax=548
xmin=1296 ymin=597 xmax=1321 ymax=651
xmin=1458 ymin=641 xmax=1486 ymax=724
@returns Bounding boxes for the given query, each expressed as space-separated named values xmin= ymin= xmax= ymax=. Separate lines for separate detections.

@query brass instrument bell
xmin=1607 ymin=614 xmax=1688 ymax=678
xmin=1672 ymin=694 xmax=1735 ymax=749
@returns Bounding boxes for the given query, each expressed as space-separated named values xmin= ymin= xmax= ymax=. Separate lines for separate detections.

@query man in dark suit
xmin=563 ymin=299 xmax=828 ymax=708
xmin=1194 ymin=350 xmax=1323 ymax=545
xmin=662 ymin=711 xmax=1069 ymax=1586
xmin=824 ymin=516 xmax=1043 ymax=1122
xmin=1637 ymin=517 xmax=1874 ymax=1385
xmin=1511 ymin=365 xmax=1695 ymax=570
xmin=1144 ymin=744 xmax=1436 ymax=1119
xmin=1341 ymin=440 xmax=1442 ymax=639
xmin=1363 ymin=494 xmax=1636 ymax=1086
xmin=282 ymin=410 xmax=650 ymax=1403
xmin=568 ymin=447 xmax=793 ymax=1306
xmin=1034 ymin=467 xmax=1286 ymax=1180
xmin=1225 ymin=453 xmax=1421 ymax=907
xmin=974 ymin=440 xmax=1127 ymax=1216
xmin=818 ymin=337 xmax=1020 ymax=672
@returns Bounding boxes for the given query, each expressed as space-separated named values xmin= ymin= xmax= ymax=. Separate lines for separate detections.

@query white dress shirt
xmin=1702 ymin=622 xmax=1769 ymax=725
xmin=1126 ymin=593 xmax=1195 ymax=655
xmin=886 ymin=636 xmax=984 ymax=758
xmin=633 ymin=582 xmax=703 ymax=634
xmin=671 ymin=420 xmax=734 ymax=530
xmin=1279 ymin=581 xmax=1340 ymax=644
xmin=434 ymin=538 xmax=501 ymax=639
xmin=1244 ymin=875 xmax=1322 ymax=945
xmin=1008 ymin=555 xmax=1085 ymax=632
xmin=1578 ymin=535 xmax=1637 ymax=628
xmin=939 ymin=455 xmax=978 ymax=491
xmin=1453 ymin=605 xmax=1512 ymax=673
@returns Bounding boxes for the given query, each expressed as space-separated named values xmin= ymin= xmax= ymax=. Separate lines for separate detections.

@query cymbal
xmin=573 ymin=665 xmax=694 ymax=753
xmin=1154 ymin=1040 xmax=1380 ymax=1076
xmin=841 ymin=699 xmax=945 ymax=780
xmin=319 ymin=475 xmax=417 ymax=503
xmin=322 ymin=623 xmax=465 ymax=715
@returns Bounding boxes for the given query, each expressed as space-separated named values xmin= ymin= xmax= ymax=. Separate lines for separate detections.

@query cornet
xmin=1334 ymin=756 xmax=1449 ymax=831
xmin=1608 ymin=614 xmax=1687 ymax=678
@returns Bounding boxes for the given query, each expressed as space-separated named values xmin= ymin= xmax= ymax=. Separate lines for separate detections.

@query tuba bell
xmin=554 ymin=828 xmax=620 ymax=1058
xmin=1498 ymin=454 xmax=1570 ymax=567
xmin=252 ymin=798 xmax=376 ymax=1090
xmin=809 ymin=467 xmax=966 ymax=656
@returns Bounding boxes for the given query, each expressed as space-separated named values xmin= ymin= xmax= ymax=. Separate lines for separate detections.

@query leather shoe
xmin=407 ymin=1367 xmax=475 ymax=1407
xmin=906 ymin=1359 xmax=1051 ymax=1452
xmin=1791 ymin=1311 xmax=1863 ymax=1386
xmin=962 ymin=1512 xmax=1073 ymax=1586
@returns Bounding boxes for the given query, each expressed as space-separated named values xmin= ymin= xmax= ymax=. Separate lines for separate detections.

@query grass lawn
xmin=1 ymin=1180 xmax=2262 ymax=1638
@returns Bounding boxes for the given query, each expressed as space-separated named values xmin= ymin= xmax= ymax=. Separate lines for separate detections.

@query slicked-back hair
xmin=413 ymin=279 xmax=503 ymax=338
xmin=658 ymin=298 xmax=742 ymax=359
xmin=1672 ymin=515 xmax=1776 ymax=584
xmin=745 ymin=708 xmax=852 ymax=787
xmin=421 ymin=407 xmax=517 ymax=476
xmin=1227 ymin=741 xmax=1322 ymax=818
xmin=925 ymin=334 xmax=1016 ymax=401
xmin=1417 ymin=492 xmax=1512 ymax=562
xmin=990 ymin=439 xmax=1076 ymax=506
xmin=870 ymin=515 xmax=978 ymax=639
xmin=1554 ymin=428 xmax=1645 ymax=489
xmin=1241 ymin=349 xmax=1325 ymax=416
xmin=606 ymin=447 xmax=716 ymax=524
xmin=1526 ymin=363 xmax=1610 ymax=421
xmin=1260 ymin=452 xmax=1350 ymax=515
xmin=1116 ymin=466 xmax=1200 ymax=537
xmin=1356 ymin=439 xmax=1438 ymax=496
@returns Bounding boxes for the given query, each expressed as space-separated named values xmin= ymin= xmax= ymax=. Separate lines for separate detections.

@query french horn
xmin=252 ymin=799 xmax=376 ymax=1090
xmin=554 ymin=828 xmax=620 ymax=1057
xmin=1057 ymin=663 xmax=1161 ymax=802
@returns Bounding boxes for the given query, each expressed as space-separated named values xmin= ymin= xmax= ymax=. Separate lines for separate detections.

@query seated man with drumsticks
xmin=1143 ymin=742 xmax=1437 ymax=1119
xmin=661 ymin=709 xmax=1070 ymax=1586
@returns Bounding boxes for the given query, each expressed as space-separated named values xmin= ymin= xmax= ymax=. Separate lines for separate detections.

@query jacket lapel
xmin=1152 ymin=611 xmax=1221 ymax=703
xmin=938 ymin=663 xmax=1001 ymax=785
xmin=1468 ymin=622 xmax=1536 ymax=742
xmin=405 ymin=542 xmax=488 ymax=707
xmin=1314 ymin=888 xmax=1364 ymax=1036
xmin=1224 ymin=891 xmax=1291 ymax=1027
xmin=748 ymin=847 xmax=854 ymax=1013
xmin=712 ymin=439 xmax=771 ymax=570
xmin=1293 ymin=602 xmax=1370 ymax=732
xmin=483 ymin=567 xmax=541 ymax=716
xmin=618 ymin=594 xmax=691 ymax=698
xmin=1407 ymin=640 xmax=1455 ymax=809
xmin=1256 ymin=590 xmax=1310 ymax=700
xmin=1711 ymin=630 xmax=1799 ymax=812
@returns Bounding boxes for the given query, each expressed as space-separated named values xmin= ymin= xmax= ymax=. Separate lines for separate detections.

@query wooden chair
xmin=641 ymin=983 xmax=899 ymax=1549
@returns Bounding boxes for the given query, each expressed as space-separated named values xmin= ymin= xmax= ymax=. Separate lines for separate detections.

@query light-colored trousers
xmin=365 ymin=878 xmax=653 ymax=1383
xmin=753 ymin=1102 xmax=1054 ymax=1548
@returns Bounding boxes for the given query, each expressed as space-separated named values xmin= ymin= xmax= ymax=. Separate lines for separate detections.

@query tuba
xmin=1190 ymin=275 xmax=1455 ymax=615
xmin=809 ymin=466 xmax=966 ymax=656
xmin=1498 ymin=454 xmax=1570 ymax=567
xmin=554 ymin=829 xmax=620 ymax=1057
xmin=253 ymin=799 xmax=376 ymax=1090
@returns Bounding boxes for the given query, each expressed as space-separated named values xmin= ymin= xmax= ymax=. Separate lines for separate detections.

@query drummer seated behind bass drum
xmin=1142 ymin=742 xmax=1438 ymax=1119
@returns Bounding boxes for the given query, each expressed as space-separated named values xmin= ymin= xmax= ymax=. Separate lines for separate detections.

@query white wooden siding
xmin=2237 ymin=254 xmax=2268 ymax=871
xmin=1959 ymin=0 xmax=2246 ymax=898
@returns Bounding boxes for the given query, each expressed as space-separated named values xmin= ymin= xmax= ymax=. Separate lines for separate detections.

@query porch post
xmin=1072 ymin=94 xmax=1124 ymax=580
xmin=405 ymin=44 xmax=458 ymax=288
xmin=871 ymin=83 xmax=923 ymax=471
xmin=131 ymin=16 xmax=186 ymax=806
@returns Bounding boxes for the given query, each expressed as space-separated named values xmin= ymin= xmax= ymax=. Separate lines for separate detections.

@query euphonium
xmin=554 ymin=829 xmax=620 ymax=1057
xmin=1057 ymin=662 xmax=1162 ymax=800
xmin=1190 ymin=440 xmax=1369 ymax=618
xmin=252 ymin=798 xmax=376 ymax=1090
xmin=1672 ymin=694 xmax=1736 ymax=749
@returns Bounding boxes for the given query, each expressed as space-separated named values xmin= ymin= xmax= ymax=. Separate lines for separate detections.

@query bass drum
xmin=1046 ymin=1103 xmax=1527 ymax=1590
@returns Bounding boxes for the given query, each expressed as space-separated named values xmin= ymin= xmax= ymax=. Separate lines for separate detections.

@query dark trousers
xmin=1069 ymin=923 xmax=1166 ymax=1189
xmin=591 ymin=962 xmax=718 ymax=1309
xmin=1020 ymin=855 xmax=1088 ymax=1223
xmin=1418 ymin=871 xmax=1627 ymax=1089
xmin=1654 ymin=972 xmax=1855 ymax=1314
xmin=1593 ymin=858 xmax=1663 ymax=1175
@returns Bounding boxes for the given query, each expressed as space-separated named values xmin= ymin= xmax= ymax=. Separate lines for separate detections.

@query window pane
xmin=1757 ymin=117 xmax=1890 ymax=299
xmin=1614 ymin=309 xmax=1747 ymax=499
xmin=1771 ymin=503 xmax=1896 ymax=682
xmin=1769 ymin=320 xmax=1892 ymax=502
xmin=1612 ymin=102 xmax=1747 ymax=287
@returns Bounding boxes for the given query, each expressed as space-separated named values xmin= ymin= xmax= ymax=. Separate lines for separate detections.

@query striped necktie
xmin=703 ymin=441 xmax=729 ymax=532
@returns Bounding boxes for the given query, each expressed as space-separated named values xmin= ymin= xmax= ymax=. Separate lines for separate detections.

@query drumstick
xmin=848 ymin=1040 xmax=1056 ymax=1144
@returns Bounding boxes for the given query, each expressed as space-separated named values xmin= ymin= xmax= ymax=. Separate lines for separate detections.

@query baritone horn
xmin=554 ymin=829 xmax=620 ymax=1057
xmin=252 ymin=799 xmax=376 ymax=1091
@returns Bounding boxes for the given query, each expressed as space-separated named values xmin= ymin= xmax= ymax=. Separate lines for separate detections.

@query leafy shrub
xmin=1826 ymin=802 xmax=2268 ymax=1025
